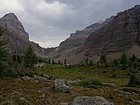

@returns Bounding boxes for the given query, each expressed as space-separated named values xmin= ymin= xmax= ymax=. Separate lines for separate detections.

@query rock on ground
xmin=22 ymin=76 xmax=30 ymax=81
xmin=54 ymin=79 xmax=70 ymax=93
xmin=71 ymin=96 xmax=114 ymax=105
xmin=34 ymin=75 xmax=47 ymax=82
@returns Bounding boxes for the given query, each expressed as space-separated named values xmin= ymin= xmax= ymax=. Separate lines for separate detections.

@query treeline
xmin=0 ymin=27 xmax=37 ymax=77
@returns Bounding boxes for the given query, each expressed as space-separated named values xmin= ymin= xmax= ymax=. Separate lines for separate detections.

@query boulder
xmin=34 ymin=75 xmax=47 ymax=82
xmin=71 ymin=96 xmax=114 ymax=105
xmin=22 ymin=76 xmax=30 ymax=81
xmin=54 ymin=79 xmax=70 ymax=93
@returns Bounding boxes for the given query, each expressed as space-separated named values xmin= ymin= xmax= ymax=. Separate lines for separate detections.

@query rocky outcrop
xmin=0 ymin=13 xmax=46 ymax=57
xmin=71 ymin=96 xmax=114 ymax=105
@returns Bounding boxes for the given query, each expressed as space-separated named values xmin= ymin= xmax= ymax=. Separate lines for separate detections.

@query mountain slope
xmin=0 ymin=13 xmax=46 ymax=57
xmin=49 ymin=17 xmax=113 ymax=62
xmin=83 ymin=5 xmax=140 ymax=57
xmin=49 ymin=5 xmax=140 ymax=64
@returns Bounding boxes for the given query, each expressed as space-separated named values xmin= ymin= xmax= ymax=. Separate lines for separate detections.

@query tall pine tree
xmin=24 ymin=45 xmax=37 ymax=70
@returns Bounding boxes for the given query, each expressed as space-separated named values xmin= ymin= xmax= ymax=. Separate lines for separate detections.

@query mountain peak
xmin=3 ymin=13 xmax=17 ymax=18
xmin=0 ymin=13 xmax=29 ymax=40
xmin=1 ymin=13 xmax=20 ymax=24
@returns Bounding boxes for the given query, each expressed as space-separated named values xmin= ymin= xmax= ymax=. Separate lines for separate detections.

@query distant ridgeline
xmin=0 ymin=5 xmax=140 ymax=64
xmin=48 ymin=5 xmax=140 ymax=64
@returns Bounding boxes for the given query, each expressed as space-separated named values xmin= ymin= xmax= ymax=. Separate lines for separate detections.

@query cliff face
xmin=0 ymin=13 xmax=46 ymax=57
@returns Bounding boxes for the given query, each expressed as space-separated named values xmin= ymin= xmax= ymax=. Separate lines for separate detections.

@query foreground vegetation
xmin=0 ymin=63 xmax=140 ymax=105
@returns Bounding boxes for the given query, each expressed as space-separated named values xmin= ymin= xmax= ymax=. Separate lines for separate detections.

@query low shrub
xmin=127 ymin=73 xmax=140 ymax=87
xmin=79 ymin=79 xmax=103 ymax=88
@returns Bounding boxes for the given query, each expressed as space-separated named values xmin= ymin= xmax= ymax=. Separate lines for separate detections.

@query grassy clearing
xmin=35 ymin=64 xmax=130 ymax=85
xmin=0 ymin=64 xmax=140 ymax=105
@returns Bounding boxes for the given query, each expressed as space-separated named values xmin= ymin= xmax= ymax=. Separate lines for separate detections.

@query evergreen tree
xmin=58 ymin=60 xmax=61 ymax=64
xmin=0 ymin=27 xmax=9 ymax=76
xmin=112 ymin=59 xmax=119 ymax=67
xmin=111 ymin=67 xmax=117 ymax=78
xmin=129 ymin=54 xmax=137 ymax=62
xmin=52 ymin=59 xmax=55 ymax=64
xmin=85 ymin=58 xmax=89 ymax=65
xmin=24 ymin=45 xmax=37 ymax=70
xmin=64 ymin=59 xmax=67 ymax=65
xmin=100 ymin=55 xmax=108 ymax=67
xmin=128 ymin=74 xmax=139 ymax=87
xmin=89 ymin=60 xmax=93 ymax=66
xmin=48 ymin=58 xmax=51 ymax=64
xmin=120 ymin=53 xmax=128 ymax=70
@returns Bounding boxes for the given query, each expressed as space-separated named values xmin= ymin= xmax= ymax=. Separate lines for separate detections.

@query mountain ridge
xmin=0 ymin=13 xmax=46 ymax=57
xmin=49 ymin=5 xmax=140 ymax=64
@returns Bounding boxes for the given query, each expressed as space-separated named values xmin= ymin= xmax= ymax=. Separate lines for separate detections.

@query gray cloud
xmin=0 ymin=0 xmax=139 ymax=47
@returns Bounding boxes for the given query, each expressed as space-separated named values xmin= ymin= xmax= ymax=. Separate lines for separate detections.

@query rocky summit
xmin=0 ymin=13 xmax=46 ymax=57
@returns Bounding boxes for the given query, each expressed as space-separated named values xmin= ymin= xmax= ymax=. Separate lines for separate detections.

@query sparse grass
xmin=0 ymin=64 xmax=140 ymax=105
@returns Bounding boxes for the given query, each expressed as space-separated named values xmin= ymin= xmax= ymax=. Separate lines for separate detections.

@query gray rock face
xmin=71 ymin=96 xmax=114 ymax=105
xmin=54 ymin=79 xmax=70 ymax=93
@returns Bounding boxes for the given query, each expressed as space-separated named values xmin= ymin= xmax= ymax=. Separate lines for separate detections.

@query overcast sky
xmin=0 ymin=0 xmax=139 ymax=48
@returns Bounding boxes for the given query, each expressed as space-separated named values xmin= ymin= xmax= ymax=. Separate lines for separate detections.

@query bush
xmin=127 ymin=73 xmax=140 ymax=87
xmin=79 ymin=79 xmax=103 ymax=88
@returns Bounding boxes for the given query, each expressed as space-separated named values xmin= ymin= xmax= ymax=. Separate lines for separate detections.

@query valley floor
xmin=0 ymin=64 xmax=140 ymax=105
